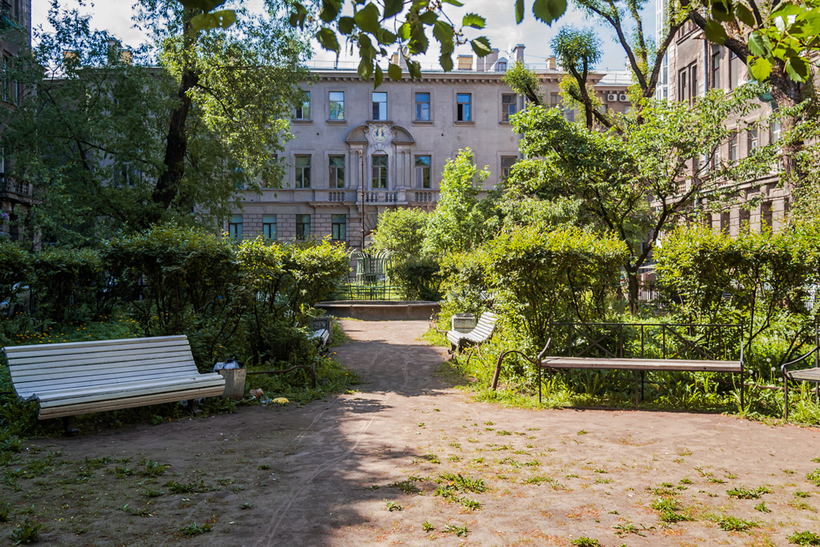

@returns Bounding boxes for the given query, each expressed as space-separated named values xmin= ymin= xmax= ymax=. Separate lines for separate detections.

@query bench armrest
xmin=781 ymin=345 xmax=819 ymax=377
xmin=491 ymin=338 xmax=551 ymax=391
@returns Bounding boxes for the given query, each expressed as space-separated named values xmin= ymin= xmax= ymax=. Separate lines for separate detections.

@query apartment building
xmin=667 ymin=18 xmax=785 ymax=235
xmin=232 ymin=45 xmax=630 ymax=248
xmin=0 ymin=0 xmax=31 ymax=240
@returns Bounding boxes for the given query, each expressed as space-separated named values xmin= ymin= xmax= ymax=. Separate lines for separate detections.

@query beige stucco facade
xmin=233 ymin=48 xmax=629 ymax=248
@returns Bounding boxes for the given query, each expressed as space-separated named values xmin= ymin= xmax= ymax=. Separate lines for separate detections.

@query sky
xmin=31 ymin=0 xmax=654 ymax=73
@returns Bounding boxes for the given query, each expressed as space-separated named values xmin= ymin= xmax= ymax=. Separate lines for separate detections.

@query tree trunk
xmin=625 ymin=265 xmax=640 ymax=315
xmin=151 ymin=65 xmax=199 ymax=215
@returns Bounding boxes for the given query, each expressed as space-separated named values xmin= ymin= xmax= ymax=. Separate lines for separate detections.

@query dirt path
xmin=10 ymin=320 xmax=820 ymax=546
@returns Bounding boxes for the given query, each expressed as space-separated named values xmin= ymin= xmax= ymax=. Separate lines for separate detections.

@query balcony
xmin=1 ymin=174 xmax=32 ymax=198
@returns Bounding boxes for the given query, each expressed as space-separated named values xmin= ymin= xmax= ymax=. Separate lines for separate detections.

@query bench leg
xmin=63 ymin=416 xmax=79 ymax=437
xmin=634 ymin=371 xmax=639 ymax=409
xmin=538 ymin=364 xmax=542 ymax=405
xmin=784 ymin=376 xmax=789 ymax=422
xmin=188 ymin=399 xmax=201 ymax=413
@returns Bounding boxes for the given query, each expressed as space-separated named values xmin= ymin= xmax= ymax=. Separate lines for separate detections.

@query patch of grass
xmin=141 ymin=459 xmax=167 ymax=477
xmin=9 ymin=518 xmax=41 ymax=545
xmin=612 ymin=522 xmax=654 ymax=537
xmin=497 ymin=430 xmax=512 ymax=436
xmin=113 ymin=466 xmax=136 ymax=479
xmin=577 ymin=430 xmax=588 ymax=435
xmin=178 ymin=522 xmax=211 ymax=537
xmin=727 ymin=485 xmax=771 ymax=499
xmin=797 ymin=491 xmax=812 ymax=498
xmin=459 ymin=497 xmax=481 ymax=510
xmin=443 ymin=523 xmax=469 ymax=537
xmin=143 ymin=487 xmax=164 ymax=498
xmin=258 ymin=464 xmax=271 ymax=470
xmin=807 ymin=469 xmax=820 ymax=486
xmin=595 ymin=478 xmax=611 ymax=484
xmin=389 ymin=480 xmax=420 ymax=494
xmin=651 ymin=498 xmax=693 ymax=524
xmin=754 ymin=502 xmax=771 ymax=513
xmin=680 ymin=478 xmax=693 ymax=485
xmin=384 ymin=500 xmax=402 ymax=512
xmin=422 ymin=521 xmax=434 ymax=532
xmin=790 ymin=500 xmax=815 ymax=511
xmin=439 ymin=472 xmax=487 ymax=493
xmin=421 ymin=453 xmax=440 ymax=464
xmin=709 ymin=514 xmax=758 ymax=532
xmin=240 ymin=503 xmax=254 ymax=510
xmin=571 ymin=538 xmax=601 ymax=547
xmin=789 ymin=531 xmax=820 ymax=546
xmin=164 ymin=480 xmax=210 ymax=494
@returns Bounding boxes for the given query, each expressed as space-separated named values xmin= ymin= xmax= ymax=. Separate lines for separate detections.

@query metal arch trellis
xmin=336 ymin=249 xmax=398 ymax=300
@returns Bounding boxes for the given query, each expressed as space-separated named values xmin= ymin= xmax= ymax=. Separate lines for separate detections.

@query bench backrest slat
xmin=3 ymin=336 xmax=200 ymax=401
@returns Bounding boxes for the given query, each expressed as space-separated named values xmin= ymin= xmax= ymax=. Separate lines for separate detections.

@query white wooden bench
xmin=443 ymin=312 xmax=498 ymax=365
xmin=310 ymin=317 xmax=333 ymax=349
xmin=491 ymin=322 xmax=744 ymax=409
xmin=3 ymin=335 xmax=226 ymax=428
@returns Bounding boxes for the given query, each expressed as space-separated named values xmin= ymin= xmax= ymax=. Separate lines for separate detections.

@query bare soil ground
xmin=4 ymin=320 xmax=820 ymax=546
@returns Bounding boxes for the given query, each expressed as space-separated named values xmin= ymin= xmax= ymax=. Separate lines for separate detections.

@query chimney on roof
xmin=476 ymin=55 xmax=485 ymax=71
xmin=121 ymin=50 xmax=133 ymax=65
xmin=546 ymin=56 xmax=556 ymax=70
xmin=457 ymin=54 xmax=473 ymax=71
xmin=513 ymin=44 xmax=525 ymax=63
xmin=485 ymin=48 xmax=499 ymax=71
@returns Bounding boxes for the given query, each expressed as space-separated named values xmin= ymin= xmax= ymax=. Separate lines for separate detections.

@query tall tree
xmin=684 ymin=0 xmax=819 ymax=180
xmin=550 ymin=26 xmax=606 ymax=129
xmin=507 ymin=85 xmax=767 ymax=310
xmin=1 ymin=1 xmax=309 ymax=244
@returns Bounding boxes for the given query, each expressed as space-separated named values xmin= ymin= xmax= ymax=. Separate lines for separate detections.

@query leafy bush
xmin=370 ymin=208 xmax=429 ymax=261
xmin=389 ymin=257 xmax=443 ymax=301
xmin=29 ymin=247 xmax=108 ymax=323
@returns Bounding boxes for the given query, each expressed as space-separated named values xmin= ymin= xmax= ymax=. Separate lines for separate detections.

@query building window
xmin=739 ymin=208 xmax=750 ymax=233
xmin=295 ymin=155 xmax=311 ymax=188
xmin=711 ymin=51 xmax=720 ymax=90
xmin=678 ymin=69 xmax=688 ymax=103
xmin=415 ymin=155 xmax=431 ymax=189
xmin=329 ymin=155 xmax=345 ymax=188
xmin=550 ymin=92 xmax=560 ymax=107
xmin=729 ymin=133 xmax=738 ymax=161
xmin=262 ymin=214 xmax=277 ymax=240
xmin=372 ymin=154 xmax=388 ymax=189
xmin=688 ymin=63 xmax=698 ymax=105
xmin=748 ymin=128 xmax=759 ymax=152
xmin=372 ymin=92 xmax=387 ymax=120
xmin=501 ymin=94 xmax=517 ymax=122
xmin=329 ymin=91 xmax=344 ymax=120
xmin=296 ymin=214 xmax=310 ymax=240
xmin=720 ymin=212 xmax=730 ymax=234
xmin=295 ymin=91 xmax=310 ymax=120
xmin=501 ymin=156 xmax=517 ymax=180
xmin=228 ymin=214 xmax=243 ymax=240
xmin=761 ymin=202 xmax=773 ymax=231
xmin=332 ymin=214 xmax=347 ymax=241
xmin=771 ymin=120 xmax=781 ymax=143
xmin=457 ymin=93 xmax=472 ymax=121
xmin=415 ymin=92 xmax=430 ymax=121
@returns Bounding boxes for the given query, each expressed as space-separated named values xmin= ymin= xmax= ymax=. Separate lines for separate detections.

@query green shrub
xmin=30 ymin=246 xmax=108 ymax=323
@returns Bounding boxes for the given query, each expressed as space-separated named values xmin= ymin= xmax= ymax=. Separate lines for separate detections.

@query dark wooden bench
xmin=491 ymin=322 xmax=744 ymax=408
xmin=781 ymin=333 xmax=820 ymax=421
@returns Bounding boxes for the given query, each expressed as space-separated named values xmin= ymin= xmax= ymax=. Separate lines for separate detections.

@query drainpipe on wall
xmin=359 ymin=150 xmax=365 ymax=250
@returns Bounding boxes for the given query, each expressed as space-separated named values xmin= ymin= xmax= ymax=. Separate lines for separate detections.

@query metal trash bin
xmin=218 ymin=368 xmax=246 ymax=400
xmin=451 ymin=313 xmax=476 ymax=333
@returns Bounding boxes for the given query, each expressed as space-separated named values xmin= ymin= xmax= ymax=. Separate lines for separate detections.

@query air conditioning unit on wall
xmin=619 ymin=93 xmax=629 ymax=102
xmin=606 ymin=93 xmax=618 ymax=101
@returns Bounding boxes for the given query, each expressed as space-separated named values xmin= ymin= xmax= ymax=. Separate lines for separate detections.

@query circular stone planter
xmin=316 ymin=300 xmax=440 ymax=321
